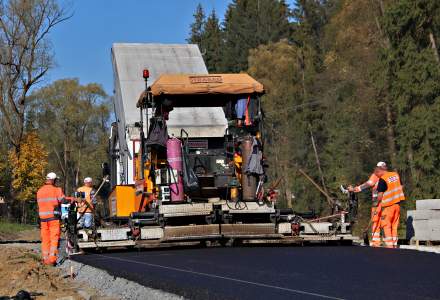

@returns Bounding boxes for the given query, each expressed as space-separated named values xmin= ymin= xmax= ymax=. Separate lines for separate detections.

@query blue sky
xmin=48 ymin=0 xmax=230 ymax=95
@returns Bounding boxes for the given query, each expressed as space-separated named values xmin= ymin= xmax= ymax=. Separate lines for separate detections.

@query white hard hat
xmin=84 ymin=177 xmax=93 ymax=183
xmin=46 ymin=172 xmax=57 ymax=180
xmin=376 ymin=161 xmax=387 ymax=168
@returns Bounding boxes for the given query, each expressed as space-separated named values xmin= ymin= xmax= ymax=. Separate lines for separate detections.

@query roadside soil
xmin=0 ymin=227 xmax=40 ymax=241
xmin=0 ymin=245 xmax=111 ymax=299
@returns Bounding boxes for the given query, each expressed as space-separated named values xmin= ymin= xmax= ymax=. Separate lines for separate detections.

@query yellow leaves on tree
xmin=9 ymin=132 xmax=48 ymax=202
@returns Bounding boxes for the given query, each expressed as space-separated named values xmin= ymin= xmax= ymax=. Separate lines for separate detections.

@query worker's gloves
xmin=340 ymin=185 xmax=350 ymax=194
xmin=91 ymin=190 xmax=97 ymax=206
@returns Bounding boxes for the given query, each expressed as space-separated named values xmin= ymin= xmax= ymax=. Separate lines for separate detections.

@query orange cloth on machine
xmin=77 ymin=185 xmax=94 ymax=214
xmin=245 ymin=95 xmax=252 ymax=126
xmin=40 ymin=219 xmax=60 ymax=265
xmin=233 ymin=152 xmax=243 ymax=182
xmin=381 ymin=204 xmax=400 ymax=248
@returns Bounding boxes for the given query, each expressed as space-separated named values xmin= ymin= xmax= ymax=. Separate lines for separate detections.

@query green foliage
xmin=248 ymin=41 xmax=324 ymax=210
xmin=187 ymin=3 xmax=206 ymax=45
xmin=247 ymin=0 xmax=440 ymax=234
xmin=380 ymin=0 xmax=440 ymax=200
xmin=30 ymin=79 xmax=110 ymax=195
xmin=187 ymin=0 xmax=291 ymax=72
xmin=222 ymin=0 xmax=291 ymax=72
xmin=201 ymin=10 xmax=224 ymax=72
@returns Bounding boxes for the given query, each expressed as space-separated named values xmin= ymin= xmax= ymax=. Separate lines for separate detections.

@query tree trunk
xmin=385 ymin=101 xmax=398 ymax=167
xmin=21 ymin=202 xmax=24 ymax=223
xmin=23 ymin=202 xmax=27 ymax=224
xmin=285 ymin=186 xmax=292 ymax=209
xmin=429 ymin=31 xmax=440 ymax=64
xmin=407 ymin=148 xmax=417 ymax=188
xmin=63 ymin=136 xmax=69 ymax=194
xmin=309 ymin=126 xmax=328 ymax=195
xmin=372 ymin=0 xmax=398 ymax=168
xmin=283 ymin=164 xmax=292 ymax=208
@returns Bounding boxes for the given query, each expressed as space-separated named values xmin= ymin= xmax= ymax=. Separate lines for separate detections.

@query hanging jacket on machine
xmin=146 ymin=117 xmax=168 ymax=148
xmin=244 ymin=137 xmax=264 ymax=175
xmin=182 ymin=144 xmax=199 ymax=193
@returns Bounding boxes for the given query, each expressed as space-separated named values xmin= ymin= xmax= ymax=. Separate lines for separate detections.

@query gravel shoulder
xmin=58 ymin=259 xmax=184 ymax=300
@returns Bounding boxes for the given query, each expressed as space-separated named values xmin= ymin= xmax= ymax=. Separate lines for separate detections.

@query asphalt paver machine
xmin=73 ymin=72 xmax=357 ymax=250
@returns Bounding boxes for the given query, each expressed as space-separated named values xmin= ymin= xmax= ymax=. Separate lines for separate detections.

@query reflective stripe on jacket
xmin=380 ymin=171 xmax=405 ymax=207
xmin=37 ymin=184 xmax=64 ymax=220
xmin=368 ymin=173 xmax=380 ymax=206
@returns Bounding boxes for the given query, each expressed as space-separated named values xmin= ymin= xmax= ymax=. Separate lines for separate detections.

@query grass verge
xmin=0 ymin=219 xmax=34 ymax=235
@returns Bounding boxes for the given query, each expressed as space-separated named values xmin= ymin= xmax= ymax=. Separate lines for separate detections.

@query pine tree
xmin=222 ymin=0 xmax=291 ymax=72
xmin=201 ymin=10 xmax=224 ymax=72
xmin=381 ymin=0 xmax=440 ymax=199
xmin=187 ymin=4 xmax=206 ymax=46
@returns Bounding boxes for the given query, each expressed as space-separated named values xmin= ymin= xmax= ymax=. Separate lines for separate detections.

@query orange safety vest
xmin=77 ymin=185 xmax=94 ymax=213
xmin=37 ymin=184 xmax=64 ymax=221
xmin=380 ymin=171 xmax=405 ymax=207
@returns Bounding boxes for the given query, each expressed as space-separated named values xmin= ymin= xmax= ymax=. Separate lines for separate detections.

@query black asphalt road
xmin=73 ymin=246 xmax=440 ymax=300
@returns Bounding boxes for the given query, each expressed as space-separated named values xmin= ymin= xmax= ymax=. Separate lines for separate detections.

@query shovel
xmin=363 ymin=205 xmax=382 ymax=246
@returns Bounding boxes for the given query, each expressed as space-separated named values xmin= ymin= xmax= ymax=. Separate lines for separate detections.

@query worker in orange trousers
xmin=36 ymin=172 xmax=65 ymax=265
xmin=375 ymin=164 xmax=405 ymax=248
xmin=348 ymin=162 xmax=387 ymax=247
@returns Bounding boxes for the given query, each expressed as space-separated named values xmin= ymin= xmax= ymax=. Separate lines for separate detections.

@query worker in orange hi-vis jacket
xmin=77 ymin=177 xmax=96 ymax=228
xmin=348 ymin=162 xmax=387 ymax=247
xmin=36 ymin=172 xmax=65 ymax=265
xmin=375 ymin=164 xmax=406 ymax=248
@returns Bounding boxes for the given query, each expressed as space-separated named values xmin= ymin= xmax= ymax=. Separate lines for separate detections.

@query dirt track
xmin=0 ymin=244 xmax=112 ymax=300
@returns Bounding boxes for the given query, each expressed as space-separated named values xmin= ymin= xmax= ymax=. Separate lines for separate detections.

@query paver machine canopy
xmin=134 ymin=72 xmax=269 ymax=213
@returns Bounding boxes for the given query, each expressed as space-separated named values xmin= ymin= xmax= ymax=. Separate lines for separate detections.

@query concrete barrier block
xmin=412 ymin=220 xmax=431 ymax=240
xmin=412 ymin=219 xmax=440 ymax=241
xmin=416 ymin=199 xmax=440 ymax=210
xmin=429 ymin=220 xmax=440 ymax=240
xmin=407 ymin=209 xmax=440 ymax=220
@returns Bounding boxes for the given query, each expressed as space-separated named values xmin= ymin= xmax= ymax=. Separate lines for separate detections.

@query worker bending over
xmin=376 ymin=164 xmax=405 ymax=248
xmin=77 ymin=177 xmax=96 ymax=228
xmin=349 ymin=162 xmax=387 ymax=247
xmin=37 ymin=172 xmax=64 ymax=265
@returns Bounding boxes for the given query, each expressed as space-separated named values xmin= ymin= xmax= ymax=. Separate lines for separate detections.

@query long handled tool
xmin=363 ymin=204 xmax=382 ymax=246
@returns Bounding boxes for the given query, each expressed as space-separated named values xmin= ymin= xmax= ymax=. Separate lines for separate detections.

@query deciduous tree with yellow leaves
xmin=9 ymin=132 xmax=48 ymax=223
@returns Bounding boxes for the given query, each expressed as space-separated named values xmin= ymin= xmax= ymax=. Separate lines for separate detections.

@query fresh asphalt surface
xmin=73 ymin=245 xmax=440 ymax=300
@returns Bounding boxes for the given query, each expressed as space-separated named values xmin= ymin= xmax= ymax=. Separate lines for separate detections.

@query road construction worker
xmin=348 ymin=161 xmax=387 ymax=247
xmin=375 ymin=164 xmax=405 ymax=248
xmin=36 ymin=172 xmax=64 ymax=265
xmin=76 ymin=177 xmax=96 ymax=228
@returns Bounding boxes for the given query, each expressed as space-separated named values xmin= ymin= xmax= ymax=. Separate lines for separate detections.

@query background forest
xmin=188 ymin=0 xmax=440 ymax=233
xmin=1 ymin=0 xmax=439 ymax=235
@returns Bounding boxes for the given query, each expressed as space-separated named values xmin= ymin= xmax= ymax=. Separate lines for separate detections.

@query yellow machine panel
xmin=109 ymin=185 xmax=138 ymax=217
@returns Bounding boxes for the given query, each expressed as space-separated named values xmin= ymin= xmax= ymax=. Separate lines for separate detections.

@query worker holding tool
xmin=77 ymin=177 xmax=96 ymax=228
xmin=36 ymin=172 xmax=65 ymax=265
xmin=348 ymin=162 xmax=387 ymax=247
xmin=375 ymin=164 xmax=405 ymax=248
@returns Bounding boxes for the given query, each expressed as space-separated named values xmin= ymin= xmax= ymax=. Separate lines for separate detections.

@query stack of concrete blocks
xmin=407 ymin=199 xmax=440 ymax=244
